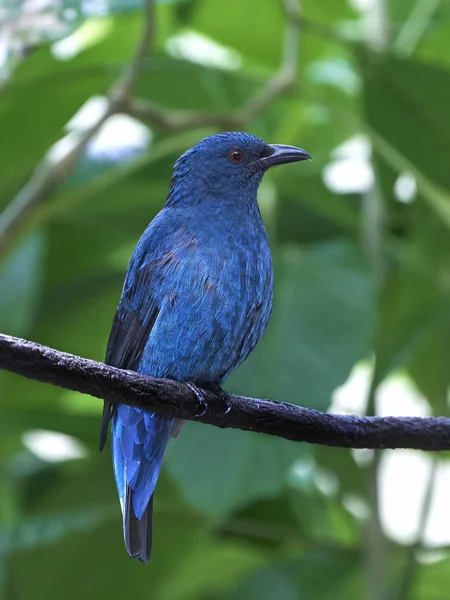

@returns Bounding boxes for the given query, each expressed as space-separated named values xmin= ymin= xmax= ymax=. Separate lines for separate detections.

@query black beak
xmin=258 ymin=144 xmax=311 ymax=170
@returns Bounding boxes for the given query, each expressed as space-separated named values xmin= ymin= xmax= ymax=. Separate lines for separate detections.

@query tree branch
xmin=0 ymin=0 xmax=156 ymax=257
xmin=127 ymin=0 xmax=301 ymax=132
xmin=0 ymin=0 xmax=341 ymax=257
xmin=1 ymin=333 xmax=450 ymax=451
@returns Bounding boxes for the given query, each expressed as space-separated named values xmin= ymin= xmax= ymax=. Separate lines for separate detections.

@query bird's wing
xmin=99 ymin=247 xmax=160 ymax=450
xmin=100 ymin=212 xmax=182 ymax=450
xmin=103 ymin=213 xmax=192 ymax=561
xmin=105 ymin=256 xmax=160 ymax=371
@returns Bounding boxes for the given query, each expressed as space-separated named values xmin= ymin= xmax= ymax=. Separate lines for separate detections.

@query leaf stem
xmin=393 ymin=0 xmax=441 ymax=58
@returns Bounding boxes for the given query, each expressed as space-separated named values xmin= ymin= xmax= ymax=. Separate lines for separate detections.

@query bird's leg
xmin=185 ymin=381 xmax=208 ymax=417
xmin=208 ymin=384 xmax=233 ymax=415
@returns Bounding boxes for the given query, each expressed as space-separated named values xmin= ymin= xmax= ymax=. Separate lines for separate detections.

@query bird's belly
xmin=139 ymin=244 xmax=273 ymax=384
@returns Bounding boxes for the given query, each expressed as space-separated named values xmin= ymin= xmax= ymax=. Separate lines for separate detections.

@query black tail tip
xmin=127 ymin=550 xmax=151 ymax=563
xmin=124 ymin=489 xmax=153 ymax=564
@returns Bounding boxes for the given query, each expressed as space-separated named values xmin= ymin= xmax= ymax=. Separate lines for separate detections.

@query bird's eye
xmin=229 ymin=149 xmax=244 ymax=163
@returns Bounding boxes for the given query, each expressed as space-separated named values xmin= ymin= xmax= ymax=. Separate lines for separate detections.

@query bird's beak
xmin=259 ymin=144 xmax=311 ymax=170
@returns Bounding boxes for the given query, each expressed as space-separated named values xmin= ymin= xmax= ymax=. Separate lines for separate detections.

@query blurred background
xmin=0 ymin=0 xmax=449 ymax=598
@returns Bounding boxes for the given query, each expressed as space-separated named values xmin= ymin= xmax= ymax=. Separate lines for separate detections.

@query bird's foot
xmin=209 ymin=384 xmax=233 ymax=415
xmin=185 ymin=381 xmax=208 ymax=417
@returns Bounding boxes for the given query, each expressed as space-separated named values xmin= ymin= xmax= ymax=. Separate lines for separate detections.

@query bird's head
xmin=166 ymin=132 xmax=310 ymax=206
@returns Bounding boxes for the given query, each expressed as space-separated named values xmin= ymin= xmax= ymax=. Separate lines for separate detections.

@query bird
xmin=100 ymin=132 xmax=310 ymax=562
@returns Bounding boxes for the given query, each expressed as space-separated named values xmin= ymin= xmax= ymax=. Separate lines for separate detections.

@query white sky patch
xmin=314 ymin=469 xmax=339 ymax=497
xmin=81 ymin=0 xmax=109 ymax=17
xmin=330 ymin=364 xmax=431 ymax=418
xmin=63 ymin=8 xmax=78 ymax=21
xmin=289 ymin=456 xmax=316 ymax=490
xmin=86 ymin=113 xmax=151 ymax=162
xmin=349 ymin=0 xmax=377 ymax=11
xmin=22 ymin=429 xmax=87 ymax=463
xmin=379 ymin=451 xmax=450 ymax=547
xmin=376 ymin=375 xmax=430 ymax=417
xmin=52 ymin=19 xmax=112 ymax=61
xmin=330 ymin=361 xmax=371 ymax=415
xmin=47 ymin=95 xmax=151 ymax=164
xmin=332 ymin=135 xmax=372 ymax=161
xmin=416 ymin=549 xmax=449 ymax=565
xmin=343 ymin=493 xmax=370 ymax=520
xmin=67 ymin=95 xmax=109 ymax=130
xmin=0 ymin=40 xmax=8 ymax=71
xmin=166 ymin=30 xmax=242 ymax=70
xmin=352 ymin=447 xmax=374 ymax=466
xmin=323 ymin=135 xmax=374 ymax=194
xmin=394 ymin=171 xmax=417 ymax=204
xmin=331 ymin=365 xmax=449 ymax=546
xmin=46 ymin=132 xmax=80 ymax=165
xmin=307 ymin=58 xmax=360 ymax=94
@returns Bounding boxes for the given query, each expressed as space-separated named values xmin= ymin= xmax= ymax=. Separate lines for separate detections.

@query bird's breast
xmin=140 ymin=204 xmax=273 ymax=383
xmin=193 ymin=211 xmax=273 ymax=306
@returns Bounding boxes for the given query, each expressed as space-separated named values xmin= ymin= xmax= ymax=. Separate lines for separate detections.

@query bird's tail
xmin=124 ymin=488 xmax=153 ymax=563
xmin=111 ymin=405 xmax=173 ymax=563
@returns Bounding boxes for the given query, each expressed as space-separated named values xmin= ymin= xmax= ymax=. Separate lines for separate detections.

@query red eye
xmin=229 ymin=149 xmax=244 ymax=163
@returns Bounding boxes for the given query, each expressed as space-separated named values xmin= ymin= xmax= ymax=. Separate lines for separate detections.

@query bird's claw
xmin=185 ymin=381 xmax=208 ymax=417
xmin=210 ymin=384 xmax=233 ymax=415
xmin=185 ymin=382 xmax=232 ymax=417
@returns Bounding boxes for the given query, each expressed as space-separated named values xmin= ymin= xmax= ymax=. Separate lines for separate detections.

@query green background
xmin=0 ymin=0 xmax=449 ymax=598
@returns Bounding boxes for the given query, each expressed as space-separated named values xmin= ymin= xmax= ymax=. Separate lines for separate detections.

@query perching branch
xmin=1 ymin=333 xmax=450 ymax=451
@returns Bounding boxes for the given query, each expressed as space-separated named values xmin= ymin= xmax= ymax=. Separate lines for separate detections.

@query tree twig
xmin=108 ymin=0 xmax=155 ymax=107
xmin=397 ymin=457 xmax=438 ymax=600
xmin=127 ymin=0 xmax=301 ymax=131
xmin=0 ymin=0 xmax=156 ymax=257
xmin=0 ymin=0 xmax=340 ymax=257
xmin=1 ymin=333 xmax=450 ymax=451
xmin=393 ymin=0 xmax=441 ymax=58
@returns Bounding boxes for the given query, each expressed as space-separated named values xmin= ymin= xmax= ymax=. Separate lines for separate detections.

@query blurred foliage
xmin=0 ymin=0 xmax=449 ymax=599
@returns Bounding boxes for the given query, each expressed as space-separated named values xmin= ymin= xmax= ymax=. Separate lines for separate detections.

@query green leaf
xmin=228 ymin=547 xmax=362 ymax=600
xmin=403 ymin=208 xmax=450 ymax=413
xmin=373 ymin=204 xmax=450 ymax=413
xmin=418 ymin=22 xmax=450 ymax=68
xmin=191 ymin=0 xmax=356 ymax=73
xmin=228 ymin=241 xmax=376 ymax=410
xmin=166 ymin=424 xmax=305 ymax=518
xmin=360 ymin=50 xmax=450 ymax=189
xmin=157 ymin=537 xmax=266 ymax=600
xmin=10 ymin=499 xmax=262 ymax=600
xmin=275 ymin=174 xmax=360 ymax=243
xmin=415 ymin=555 xmax=450 ymax=600
xmin=0 ymin=56 xmax=112 ymax=202
xmin=360 ymin=50 xmax=450 ymax=228
xmin=0 ymin=508 xmax=111 ymax=554
xmin=0 ymin=232 xmax=44 ymax=336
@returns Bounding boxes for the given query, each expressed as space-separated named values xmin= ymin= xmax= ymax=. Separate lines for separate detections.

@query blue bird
xmin=101 ymin=132 xmax=310 ymax=562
